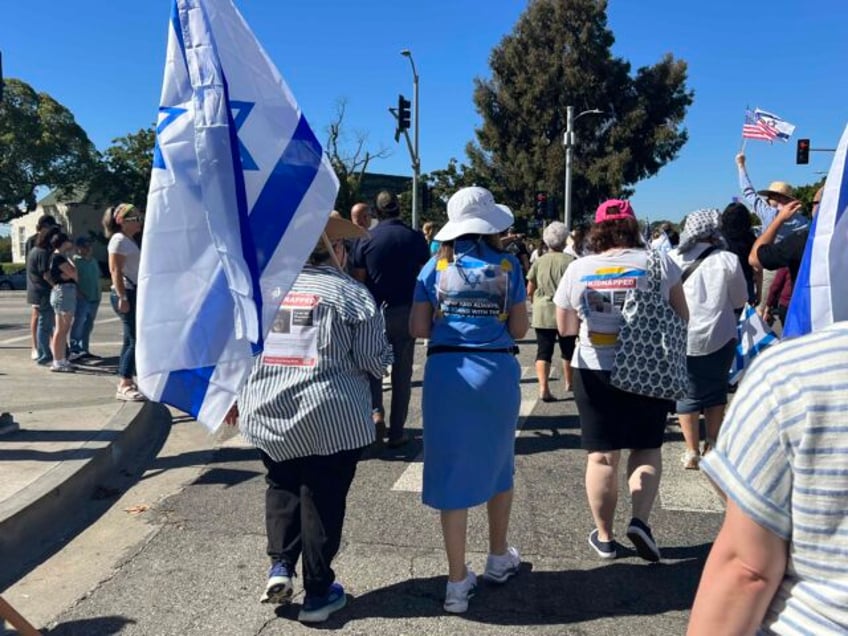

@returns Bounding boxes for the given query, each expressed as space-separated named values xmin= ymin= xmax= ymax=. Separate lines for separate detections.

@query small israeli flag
xmin=729 ymin=304 xmax=778 ymax=385
xmin=784 ymin=123 xmax=848 ymax=338
xmin=136 ymin=0 xmax=339 ymax=431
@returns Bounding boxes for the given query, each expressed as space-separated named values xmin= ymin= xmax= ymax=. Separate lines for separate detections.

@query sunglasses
xmin=123 ymin=215 xmax=143 ymax=222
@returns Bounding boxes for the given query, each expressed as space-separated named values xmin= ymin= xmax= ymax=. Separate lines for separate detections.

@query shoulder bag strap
xmin=646 ymin=249 xmax=663 ymax=293
xmin=680 ymin=246 xmax=718 ymax=285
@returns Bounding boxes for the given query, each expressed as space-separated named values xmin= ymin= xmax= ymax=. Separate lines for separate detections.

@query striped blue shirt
xmin=738 ymin=167 xmax=809 ymax=240
xmin=701 ymin=321 xmax=848 ymax=635
xmin=239 ymin=265 xmax=392 ymax=461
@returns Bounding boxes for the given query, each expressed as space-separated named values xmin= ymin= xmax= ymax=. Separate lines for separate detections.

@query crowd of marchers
xmin=22 ymin=150 xmax=844 ymax=633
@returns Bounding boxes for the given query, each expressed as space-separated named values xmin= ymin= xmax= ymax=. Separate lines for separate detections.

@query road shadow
xmin=275 ymin=549 xmax=709 ymax=628
xmin=141 ymin=445 xmax=261 ymax=481
xmin=515 ymin=412 xmax=581 ymax=455
xmin=45 ymin=615 xmax=136 ymax=635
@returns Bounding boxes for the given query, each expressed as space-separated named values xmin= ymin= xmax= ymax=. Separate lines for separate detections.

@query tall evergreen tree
xmin=467 ymin=0 xmax=693 ymax=223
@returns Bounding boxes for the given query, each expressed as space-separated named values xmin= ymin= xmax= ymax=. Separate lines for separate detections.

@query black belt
xmin=427 ymin=345 xmax=518 ymax=357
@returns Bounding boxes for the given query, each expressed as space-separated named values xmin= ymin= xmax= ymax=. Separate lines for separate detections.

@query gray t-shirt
xmin=107 ymin=233 xmax=141 ymax=290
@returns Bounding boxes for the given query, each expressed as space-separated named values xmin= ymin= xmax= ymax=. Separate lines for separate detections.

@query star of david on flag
xmin=136 ymin=0 xmax=339 ymax=432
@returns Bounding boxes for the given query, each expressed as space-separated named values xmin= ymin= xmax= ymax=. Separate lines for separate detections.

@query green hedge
xmin=1 ymin=263 xmax=24 ymax=275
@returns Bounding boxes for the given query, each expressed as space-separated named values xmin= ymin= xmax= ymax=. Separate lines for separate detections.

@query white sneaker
xmin=483 ymin=546 xmax=521 ymax=583
xmin=444 ymin=569 xmax=477 ymax=614
xmin=50 ymin=360 xmax=75 ymax=373
xmin=682 ymin=449 xmax=700 ymax=470
xmin=30 ymin=349 xmax=39 ymax=360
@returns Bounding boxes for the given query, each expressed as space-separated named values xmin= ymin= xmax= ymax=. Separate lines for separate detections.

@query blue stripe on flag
xmin=160 ymin=365 xmax=216 ymax=416
xmin=249 ymin=115 xmax=324 ymax=270
xmin=159 ymin=115 xmax=324 ymax=418
xmin=222 ymin=74 xmax=263 ymax=348
xmin=783 ymin=216 xmax=817 ymax=338
xmin=170 ymin=0 xmax=188 ymax=67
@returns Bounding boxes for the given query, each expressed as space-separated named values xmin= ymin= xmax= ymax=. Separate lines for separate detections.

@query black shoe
xmin=373 ymin=420 xmax=387 ymax=445
xmin=626 ymin=517 xmax=661 ymax=562
xmin=386 ymin=433 xmax=410 ymax=449
xmin=541 ymin=393 xmax=556 ymax=403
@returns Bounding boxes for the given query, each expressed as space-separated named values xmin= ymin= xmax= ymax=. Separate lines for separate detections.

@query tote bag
xmin=610 ymin=250 xmax=688 ymax=400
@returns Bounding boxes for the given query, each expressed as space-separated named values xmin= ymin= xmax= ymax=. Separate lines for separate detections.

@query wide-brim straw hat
xmin=757 ymin=181 xmax=795 ymax=201
xmin=325 ymin=211 xmax=367 ymax=240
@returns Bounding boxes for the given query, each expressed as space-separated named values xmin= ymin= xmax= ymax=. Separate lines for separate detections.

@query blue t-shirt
xmin=414 ymin=240 xmax=526 ymax=349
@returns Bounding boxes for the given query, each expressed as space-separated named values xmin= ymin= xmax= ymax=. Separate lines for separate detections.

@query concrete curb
xmin=0 ymin=401 xmax=172 ymax=587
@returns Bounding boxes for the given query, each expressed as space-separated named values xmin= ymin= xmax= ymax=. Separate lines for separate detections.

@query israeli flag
xmin=754 ymin=108 xmax=796 ymax=141
xmin=784 ymin=123 xmax=848 ymax=338
xmin=729 ymin=304 xmax=778 ymax=385
xmin=137 ymin=0 xmax=339 ymax=431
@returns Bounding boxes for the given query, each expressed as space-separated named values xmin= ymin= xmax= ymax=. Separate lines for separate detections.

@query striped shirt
xmin=701 ymin=322 xmax=848 ymax=635
xmin=239 ymin=265 xmax=392 ymax=462
xmin=738 ymin=167 xmax=809 ymax=240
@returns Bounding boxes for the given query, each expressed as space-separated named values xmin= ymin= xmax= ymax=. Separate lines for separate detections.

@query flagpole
xmin=321 ymin=233 xmax=343 ymax=270
xmin=740 ymin=105 xmax=749 ymax=153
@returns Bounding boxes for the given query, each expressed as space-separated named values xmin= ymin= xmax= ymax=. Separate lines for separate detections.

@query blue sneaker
xmin=260 ymin=561 xmax=294 ymax=604
xmin=297 ymin=582 xmax=347 ymax=623
xmin=626 ymin=517 xmax=661 ymax=562
xmin=588 ymin=529 xmax=619 ymax=560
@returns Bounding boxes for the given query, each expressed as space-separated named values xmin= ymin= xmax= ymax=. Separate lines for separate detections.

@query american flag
xmin=742 ymin=109 xmax=777 ymax=141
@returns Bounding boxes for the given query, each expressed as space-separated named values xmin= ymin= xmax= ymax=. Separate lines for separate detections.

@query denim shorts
xmin=676 ymin=339 xmax=737 ymax=414
xmin=51 ymin=283 xmax=77 ymax=315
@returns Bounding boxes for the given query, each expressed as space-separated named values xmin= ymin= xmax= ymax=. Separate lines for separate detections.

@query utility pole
xmin=563 ymin=107 xmax=603 ymax=231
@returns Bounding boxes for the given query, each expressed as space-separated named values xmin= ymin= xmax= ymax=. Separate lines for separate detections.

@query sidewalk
xmin=0 ymin=345 xmax=171 ymax=589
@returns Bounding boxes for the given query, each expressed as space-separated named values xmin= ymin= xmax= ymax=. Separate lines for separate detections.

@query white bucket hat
xmin=434 ymin=187 xmax=514 ymax=242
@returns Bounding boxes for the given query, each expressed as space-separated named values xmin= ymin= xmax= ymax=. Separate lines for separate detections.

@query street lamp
xmin=563 ymin=106 xmax=603 ymax=231
xmin=401 ymin=49 xmax=420 ymax=230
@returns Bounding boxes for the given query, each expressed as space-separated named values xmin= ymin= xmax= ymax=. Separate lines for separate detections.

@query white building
xmin=9 ymin=189 xmax=107 ymax=265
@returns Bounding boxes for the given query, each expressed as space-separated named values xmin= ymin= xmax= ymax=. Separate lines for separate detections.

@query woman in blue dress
xmin=410 ymin=187 xmax=529 ymax=614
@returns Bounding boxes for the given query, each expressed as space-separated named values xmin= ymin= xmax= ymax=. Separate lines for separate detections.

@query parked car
xmin=0 ymin=268 xmax=27 ymax=290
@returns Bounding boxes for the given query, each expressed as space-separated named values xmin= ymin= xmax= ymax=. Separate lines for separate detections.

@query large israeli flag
xmin=783 ymin=123 xmax=848 ymax=338
xmin=137 ymin=0 xmax=339 ymax=431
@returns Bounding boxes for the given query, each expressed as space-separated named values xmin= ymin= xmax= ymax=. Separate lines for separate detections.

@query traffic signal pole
xmin=401 ymin=50 xmax=420 ymax=230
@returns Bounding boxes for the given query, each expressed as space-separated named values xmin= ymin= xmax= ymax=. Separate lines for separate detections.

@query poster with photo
xmin=263 ymin=293 xmax=320 ymax=366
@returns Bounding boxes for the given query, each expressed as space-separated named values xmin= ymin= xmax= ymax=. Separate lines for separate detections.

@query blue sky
xmin=2 ymin=0 xmax=846 ymax=226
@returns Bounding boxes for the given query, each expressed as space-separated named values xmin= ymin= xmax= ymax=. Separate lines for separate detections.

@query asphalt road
xmin=0 ymin=290 xmax=726 ymax=635
xmin=0 ymin=290 xmax=124 ymax=358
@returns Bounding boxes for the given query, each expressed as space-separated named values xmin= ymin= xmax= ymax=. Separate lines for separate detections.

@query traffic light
xmin=534 ymin=191 xmax=548 ymax=219
xmin=398 ymin=95 xmax=411 ymax=132
xmin=796 ymin=138 xmax=810 ymax=165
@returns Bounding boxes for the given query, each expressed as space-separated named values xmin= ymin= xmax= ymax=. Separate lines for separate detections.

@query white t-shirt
xmin=553 ymin=248 xmax=682 ymax=370
xmin=668 ymin=243 xmax=748 ymax=356
xmin=107 ymin=233 xmax=141 ymax=290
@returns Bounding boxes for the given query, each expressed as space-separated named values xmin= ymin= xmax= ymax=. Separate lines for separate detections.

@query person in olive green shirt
xmin=69 ymin=237 xmax=103 ymax=360
xmin=526 ymin=222 xmax=576 ymax=401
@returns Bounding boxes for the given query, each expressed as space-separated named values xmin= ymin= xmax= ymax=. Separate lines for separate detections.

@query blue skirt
xmin=422 ymin=351 xmax=520 ymax=510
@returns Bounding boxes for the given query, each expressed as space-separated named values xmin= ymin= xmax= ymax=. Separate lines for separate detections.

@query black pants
xmin=261 ymin=447 xmax=363 ymax=596
xmin=369 ymin=304 xmax=415 ymax=440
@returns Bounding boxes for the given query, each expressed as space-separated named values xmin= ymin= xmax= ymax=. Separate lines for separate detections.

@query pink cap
xmin=594 ymin=199 xmax=635 ymax=224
